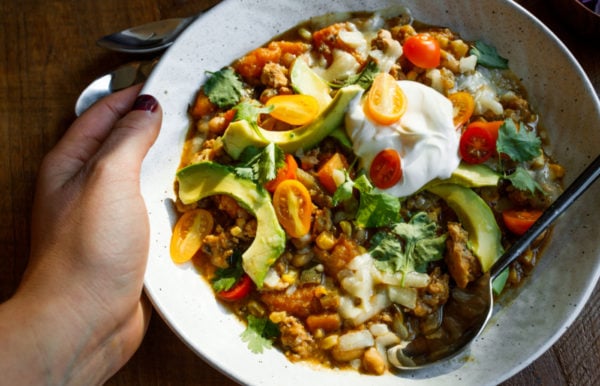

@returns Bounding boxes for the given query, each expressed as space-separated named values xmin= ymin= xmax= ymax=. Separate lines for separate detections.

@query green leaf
xmin=470 ymin=41 xmax=509 ymax=69
xmin=212 ymin=251 xmax=244 ymax=292
xmin=356 ymin=190 xmax=401 ymax=228
xmin=332 ymin=174 xmax=401 ymax=227
xmin=504 ymin=166 xmax=544 ymax=194
xmin=497 ymin=119 xmax=541 ymax=162
xmin=233 ymin=100 xmax=273 ymax=128
xmin=240 ymin=315 xmax=280 ymax=353
xmin=204 ymin=67 xmax=244 ymax=108
xmin=234 ymin=143 xmax=285 ymax=185
xmin=332 ymin=171 xmax=354 ymax=206
xmin=370 ymin=212 xmax=446 ymax=281
xmin=413 ymin=234 xmax=447 ymax=272
xmin=332 ymin=61 xmax=379 ymax=89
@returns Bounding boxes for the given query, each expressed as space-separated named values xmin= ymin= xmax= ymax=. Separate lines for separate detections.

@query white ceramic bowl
xmin=140 ymin=1 xmax=600 ymax=385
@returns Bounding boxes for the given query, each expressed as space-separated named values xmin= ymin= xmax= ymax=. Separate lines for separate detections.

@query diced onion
xmin=388 ymin=286 xmax=418 ymax=309
xmin=338 ymin=330 xmax=374 ymax=351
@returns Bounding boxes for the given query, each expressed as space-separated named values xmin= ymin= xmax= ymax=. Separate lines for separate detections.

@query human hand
xmin=0 ymin=85 xmax=162 ymax=385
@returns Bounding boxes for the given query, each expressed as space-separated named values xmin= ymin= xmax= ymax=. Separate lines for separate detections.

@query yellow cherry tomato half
xmin=266 ymin=94 xmax=320 ymax=126
xmin=364 ymin=72 xmax=407 ymax=126
xmin=170 ymin=209 xmax=214 ymax=263
xmin=448 ymin=91 xmax=475 ymax=129
xmin=273 ymin=179 xmax=313 ymax=238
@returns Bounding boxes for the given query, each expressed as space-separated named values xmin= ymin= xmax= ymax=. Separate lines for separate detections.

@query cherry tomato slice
xmin=448 ymin=92 xmax=475 ymax=129
xmin=370 ymin=149 xmax=403 ymax=189
xmin=170 ymin=209 xmax=214 ymax=263
xmin=403 ymin=33 xmax=441 ymax=69
xmin=217 ymin=274 xmax=254 ymax=302
xmin=273 ymin=179 xmax=313 ymax=238
xmin=266 ymin=94 xmax=320 ymax=126
xmin=265 ymin=154 xmax=298 ymax=192
xmin=459 ymin=121 xmax=503 ymax=164
xmin=317 ymin=153 xmax=348 ymax=194
xmin=502 ymin=209 xmax=543 ymax=236
xmin=364 ymin=72 xmax=407 ymax=126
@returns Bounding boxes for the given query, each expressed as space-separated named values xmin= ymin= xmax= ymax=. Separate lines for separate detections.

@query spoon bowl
xmin=75 ymin=59 xmax=157 ymax=116
xmin=97 ymin=16 xmax=197 ymax=54
xmin=390 ymin=154 xmax=600 ymax=370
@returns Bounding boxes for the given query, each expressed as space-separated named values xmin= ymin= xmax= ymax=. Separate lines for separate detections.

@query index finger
xmin=39 ymin=85 xmax=143 ymax=189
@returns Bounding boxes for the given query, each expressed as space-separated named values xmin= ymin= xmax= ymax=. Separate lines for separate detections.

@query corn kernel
xmin=230 ymin=226 xmax=242 ymax=237
xmin=269 ymin=311 xmax=287 ymax=323
xmin=321 ymin=334 xmax=339 ymax=350
xmin=282 ymin=271 xmax=298 ymax=284
xmin=316 ymin=231 xmax=336 ymax=250
xmin=339 ymin=221 xmax=352 ymax=238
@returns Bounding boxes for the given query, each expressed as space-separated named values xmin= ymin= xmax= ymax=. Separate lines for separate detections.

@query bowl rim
xmin=140 ymin=0 xmax=600 ymax=384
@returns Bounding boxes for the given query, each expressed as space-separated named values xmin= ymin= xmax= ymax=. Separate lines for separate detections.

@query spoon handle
xmin=490 ymin=154 xmax=600 ymax=279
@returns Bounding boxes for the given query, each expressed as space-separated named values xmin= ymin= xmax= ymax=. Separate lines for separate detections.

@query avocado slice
xmin=222 ymin=84 xmax=362 ymax=159
xmin=176 ymin=162 xmax=285 ymax=287
xmin=427 ymin=183 xmax=503 ymax=272
xmin=290 ymin=57 xmax=332 ymax=112
xmin=424 ymin=162 xmax=500 ymax=190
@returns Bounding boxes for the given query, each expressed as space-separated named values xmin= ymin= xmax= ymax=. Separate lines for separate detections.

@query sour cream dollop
xmin=345 ymin=80 xmax=461 ymax=197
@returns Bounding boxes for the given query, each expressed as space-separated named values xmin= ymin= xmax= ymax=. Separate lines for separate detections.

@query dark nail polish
xmin=132 ymin=94 xmax=159 ymax=113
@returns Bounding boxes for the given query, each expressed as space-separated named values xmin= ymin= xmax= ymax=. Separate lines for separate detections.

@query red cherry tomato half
xmin=459 ymin=121 xmax=503 ymax=164
xmin=403 ymin=34 xmax=441 ymax=69
xmin=370 ymin=149 xmax=403 ymax=189
xmin=265 ymin=154 xmax=298 ymax=192
xmin=502 ymin=209 xmax=543 ymax=236
xmin=217 ymin=274 xmax=254 ymax=302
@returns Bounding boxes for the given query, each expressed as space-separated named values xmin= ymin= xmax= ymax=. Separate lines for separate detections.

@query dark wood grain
xmin=0 ymin=1 xmax=597 ymax=385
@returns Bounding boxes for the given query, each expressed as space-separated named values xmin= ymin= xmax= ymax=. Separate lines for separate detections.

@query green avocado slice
xmin=222 ymin=84 xmax=362 ymax=159
xmin=424 ymin=162 xmax=500 ymax=190
xmin=427 ymin=183 xmax=503 ymax=273
xmin=176 ymin=162 xmax=285 ymax=287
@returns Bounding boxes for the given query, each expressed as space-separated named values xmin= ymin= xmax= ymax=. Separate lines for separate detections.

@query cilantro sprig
xmin=333 ymin=173 xmax=401 ymax=228
xmin=497 ymin=119 xmax=541 ymax=162
xmin=234 ymin=143 xmax=285 ymax=186
xmin=203 ymin=67 xmax=244 ymax=108
xmin=470 ymin=41 xmax=509 ymax=69
xmin=232 ymin=100 xmax=273 ymax=129
xmin=496 ymin=119 xmax=544 ymax=194
xmin=241 ymin=315 xmax=280 ymax=353
xmin=331 ymin=61 xmax=379 ymax=89
xmin=370 ymin=212 xmax=446 ymax=282
xmin=212 ymin=251 xmax=244 ymax=292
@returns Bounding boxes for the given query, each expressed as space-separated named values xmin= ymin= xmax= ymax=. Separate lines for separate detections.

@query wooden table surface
xmin=1 ymin=0 xmax=598 ymax=384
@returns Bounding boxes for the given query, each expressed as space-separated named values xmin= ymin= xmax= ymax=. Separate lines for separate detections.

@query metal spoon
xmin=390 ymin=153 xmax=600 ymax=370
xmin=96 ymin=16 xmax=198 ymax=54
xmin=75 ymin=59 xmax=157 ymax=116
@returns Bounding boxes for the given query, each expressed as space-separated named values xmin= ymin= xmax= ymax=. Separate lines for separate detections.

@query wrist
xmin=0 ymin=287 xmax=122 ymax=386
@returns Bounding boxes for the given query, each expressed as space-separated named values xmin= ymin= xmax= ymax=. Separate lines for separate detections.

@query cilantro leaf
xmin=332 ymin=61 xmax=379 ymax=89
xmin=497 ymin=119 xmax=541 ymax=162
xmin=503 ymin=166 xmax=544 ymax=194
xmin=356 ymin=190 xmax=402 ymax=228
xmin=370 ymin=232 xmax=404 ymax=270
xmin=370 ymin=212 xmax=446 ymax=282
xmin=353 ymin=175 xmax=401 ymax=228
xmin=240 ymin=315 xmax=280 ymax=353
xmin=234 ymin=143 xmax=284 ymax=185
xmin=204 ymin=67 xmax=244 ymax=108
xmin=212 ymin=251 xmax=244 ymax=292
xmin=233 ymin=100 xmax=273 ymax=128
xmin=332 ymin=171 xmax=354 ymax=205
xmin=470 ymin=41 xmax=509 ymax=69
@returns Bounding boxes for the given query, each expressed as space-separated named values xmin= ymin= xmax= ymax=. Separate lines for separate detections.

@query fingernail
xmin=132 ymin=94 xmax=159 ymax=113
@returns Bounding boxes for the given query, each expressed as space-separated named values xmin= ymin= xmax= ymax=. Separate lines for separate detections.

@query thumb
xmin=92 ymin=94 xmax=163 ymax=178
